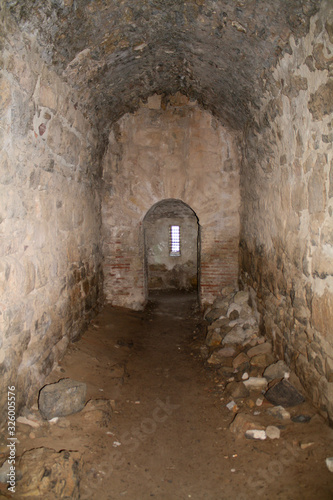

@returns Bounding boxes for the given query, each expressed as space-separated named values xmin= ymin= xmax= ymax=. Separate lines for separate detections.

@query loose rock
xmin=243 ymin=377 xmax=268 ymax=391
xmin=247 ymin=342 xmax=272 ymax=358
xmin=38 ymin=379 xmax=87 ymax=420
xmin=205 ymin=308 xmax=224 ymax=324
xmin=264 ymin=360 xmax=290 ymax=381
xmin=229 ymin=413 xmax=265 ymax=437
xmin=267 ymin=405 xmax=291 ymax=421
xmin=291 ymin=415 xmax=311 ymax=423
xmin=326 ymin=457 xmax=333 ymax=473
xmin=82 ymin=399 xmax=113 ymax=427
xmin=226 ymin=400 xmax=238 ymax=411
xmin=233 ymin=352 xmax=250 ymax=370
xmin=207 ymin=346 xmax=236 ymax=364
xmin=233 ymin=291 xmax=250 ymax=306
xmin=300 ymin=442 xmax=315 ymax=450
xmin=17 ymin=447 xmax=82 ymax=499
xmin=17 ymin=416 xmax=40 ymax=428
xmin=225 ymin=381 xmax=250 ymax=399
xmin=264 ymin=379 xmax=305 ymax=407
xmin=250 ymin=352 xmax=275 ymax=368
xmin=245 ymin=429 xmax=267 ymax=440
xmin=222 ymin=326 xmax=255 ymax=345
xmin=0 ymin=460 xmax=11 ymax=483
xmin=266 ymin=425 xmax=281 ymax=440
xmin=206 ymin=329 xmax=223 ymax=347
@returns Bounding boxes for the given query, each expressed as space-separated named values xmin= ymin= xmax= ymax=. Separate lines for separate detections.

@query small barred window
xmin=169 ymin=225 xmax=180 ymax=256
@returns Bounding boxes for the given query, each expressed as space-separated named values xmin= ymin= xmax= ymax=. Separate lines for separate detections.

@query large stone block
xmin=308 ymin=171 xmax=326 ymax=214
xmin=329 ymin=160 xmax=333 ymax=198
xmin=11 ymin=89 xmax=34 ymax=136
xmin=308 ymin=80 xmax=333 ymax=121
xmin=39 ymin=83 xmax=57 ymax=110
xmin=0 ymin=75 xmax=11 ymax=118
xmin=312 ymin=289 xmax=333 ymax=337
xmin=38 ymin=378 xmax=87 ymax=420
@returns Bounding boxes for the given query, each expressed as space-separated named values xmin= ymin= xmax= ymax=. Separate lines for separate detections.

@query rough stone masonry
xmin=0 ymin=0 xmax=332 ymax=423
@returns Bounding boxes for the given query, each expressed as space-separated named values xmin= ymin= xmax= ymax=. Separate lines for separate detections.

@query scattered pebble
xmin=291 ymin=415 xmax=311 ymax=423
xmin=243 ymin=377 xmax=268 ymax=391
xmin=266 ymin=425 xmax=281 ymax=440
xmin=17 ymin=416 xmax=40 ymax=428
xmin=267 ymin=405 xmax=290 ymax=421
xmin=245 ymin=429 xmax=267 ymax=440
xmin=300 ymin=442 xmax=315 ymax=450
xmin=113 ymin=441 xmax=122 ymax=447
xmin=326 ymin=457 xmax=333 ymax=473
xmin=242 ymin=372 xmax=249 ymax=380
xmin=226 ymin=400 xmax=237 ymax=411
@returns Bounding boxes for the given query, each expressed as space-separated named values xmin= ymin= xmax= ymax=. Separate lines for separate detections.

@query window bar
xmin=170 ymin=225 xmax=180 ymax=255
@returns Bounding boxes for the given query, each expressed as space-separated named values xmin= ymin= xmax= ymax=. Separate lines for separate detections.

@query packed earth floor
xmin=1 ymin=291 xmax=333 ymax=499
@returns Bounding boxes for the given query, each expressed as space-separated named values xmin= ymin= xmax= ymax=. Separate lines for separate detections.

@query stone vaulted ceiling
xmin=4 ymin=0 xmax=319 ymax=132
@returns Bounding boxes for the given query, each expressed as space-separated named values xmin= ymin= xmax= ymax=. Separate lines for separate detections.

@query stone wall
xmin=240 ymin=1 xmax=333 ymax=419
xmin=0 ymin=18 xmax=103 ymax=420
xmin=102 ymin=93 xmax=241 ymax=309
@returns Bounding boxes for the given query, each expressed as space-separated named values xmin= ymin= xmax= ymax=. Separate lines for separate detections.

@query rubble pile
xmin=202 ymin=287 xmax=313 ymax=441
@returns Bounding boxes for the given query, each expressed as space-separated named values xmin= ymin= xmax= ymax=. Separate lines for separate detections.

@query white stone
xmin=300 ymin=442 xmax=315 ymax=450
xmin=243 ymin=377 xmax=268 ymax=391
xmin=245 ymin=429 xmax=267 ymax=440
xmin=326 ymin=458 xmax=333 ymax=472
xmin=17 ymin=416 xmax=40 ymax=428
xmin=226 ymin=400 xmax=237 ymax=411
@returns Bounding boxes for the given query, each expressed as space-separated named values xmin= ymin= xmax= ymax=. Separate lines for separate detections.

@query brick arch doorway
xmin=143 ymin=199 xmax=201 ymax=301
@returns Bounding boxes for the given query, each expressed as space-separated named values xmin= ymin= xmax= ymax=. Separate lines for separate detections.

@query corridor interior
xmin=0 ymin=0 xmax=333 ymax=498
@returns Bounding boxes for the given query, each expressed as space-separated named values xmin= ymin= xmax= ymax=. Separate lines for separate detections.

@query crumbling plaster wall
xmin=102 ymin=94 xmax=241 ymax=309
xmin=0 ymin=19 xmax=103 ymax=419
xmin=240 ymin=1 xmax=333 ymax=418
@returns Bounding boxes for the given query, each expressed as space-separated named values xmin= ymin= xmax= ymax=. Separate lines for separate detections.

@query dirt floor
xmin=1 ymin=291 xmax=333 ymax=499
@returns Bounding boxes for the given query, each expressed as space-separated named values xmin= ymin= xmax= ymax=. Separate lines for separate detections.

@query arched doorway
xmin=143 ymin=199 xmax=200 ymax=299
